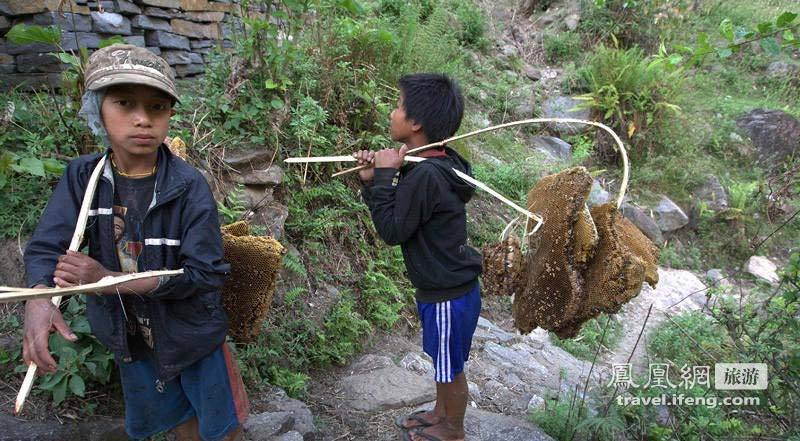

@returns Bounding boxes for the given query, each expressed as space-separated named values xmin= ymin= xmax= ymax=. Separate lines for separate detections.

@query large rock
xmin=338 ymin=366 xmax=435 ymax=411
xmin=144 ymin=30 xmax=190 ymax=50
xmin=131 ymin=15 xmax=172 ymax=32
xmin=483 ymin=341 xmax=550 ymax=379
xmin=0 ymin=0 xmax=89 ymax=16
xmin=588 ymin=180 xmax=610 ymax=206
xmin=91 ymin=12 xmax=131 ymax=35
xmin=60 ymin=32 xmax=104 ymax=51
xmin=542 ymin=96 xmax=591 ymax=136
xmin=248 ymin=386 xmax=316 ymax=438
xmin=113 ymin=0 xmax=142 ymax=15
xmin=223 ymin=149 xmax=276 ymax=170
xmin=400 ymin=352 xmax=435 ymax=377
xmin=31 ymin=12 xmax=93 ymax=32
xmin=232 ymin=165 xmax=284 ymax=186
xmin=694 ymin=175 xmax=728 ymax=211
xmin=140 ymin=0 xmax=181 ymax=8
xmin=0 ymin=413 xmax=126 ymax=441
xmin=0 ymin=73 xmax=63 ymax=91
xmin=620 ymin=203 xmax=663 ymax=244
xmin=143 ymin=7 xmax=179 ymax=19
xmin=0 ymin=16 xmax=9 ymax=32
xmin=185 ymin=11 xmax=226 ymax=22
xmin=735 ymin=109 xmax=800 ymax=166
xmin=15 ymin=53 xmax=64 ymax=73
xmin=652 ymin=196 xmax=689 ymax=233
xmin=473 ymin=317 xmax=519 ymax=345
xmin=249 ymin=202 xmax=288 ymax=239
xmin=170 ymin=18 xmax=220 ymax=39
xmin=0 ymin=239 xmax=26 ymax=288
xmin=161 ymin=49 xmax=193 ymax=65
xmin=413 ymin=405 xmax=554 ymax=441
xmin=175 ymin=63 xmax=205 ymax=77
xmin=530 ymin=136 xmax=571 ymax=162
xmin=243 ymin=412 xmax=294 ymax=440
xmin=745 ymin=256 xmax=780 ymax=285
xmin=766 ymin=61 xmax=800 ymax=81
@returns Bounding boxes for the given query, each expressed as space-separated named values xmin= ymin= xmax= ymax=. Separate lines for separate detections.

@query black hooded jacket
xmin=361 ymin=147 xmax=483 ymax=303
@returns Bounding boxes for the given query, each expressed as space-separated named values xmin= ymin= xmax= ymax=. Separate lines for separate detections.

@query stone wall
xmin=0 ymin=0 xmax=260 ymax=90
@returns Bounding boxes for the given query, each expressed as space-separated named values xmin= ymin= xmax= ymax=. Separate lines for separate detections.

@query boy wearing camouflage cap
xmin=22 ymin=45 xmax=248 ymax=441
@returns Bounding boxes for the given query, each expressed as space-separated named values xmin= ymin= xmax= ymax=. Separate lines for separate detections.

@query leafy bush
xmin=551 ymin=314 xmax=623 ymax=361
xmin=575 ymin=45 xmax=682 ymax=160
xmin=544 ymin=32 xmax=583 ymax=63
xmin=16 ymin=297 xmax=114 ymax=406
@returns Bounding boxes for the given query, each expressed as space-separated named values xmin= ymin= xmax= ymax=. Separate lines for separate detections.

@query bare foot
xmin=398 ymin=409 xmax=444 ymax=430
xmin=409 ymin=421 xmax=465 ymax=441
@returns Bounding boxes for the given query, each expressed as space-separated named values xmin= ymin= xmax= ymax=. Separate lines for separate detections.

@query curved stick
xmin=332 ymin=118 xmax=630 ymax=209
xmin=16 ymin=155 xmax=107 ymax=414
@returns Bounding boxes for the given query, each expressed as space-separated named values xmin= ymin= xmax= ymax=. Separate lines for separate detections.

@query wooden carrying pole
xmin=328 ymin=118 xmax=630 ymax=209
xmin=286 ymin=155 xmax=545 ymax=233
xmin=15 ymin=154 xmax=108 ymax=413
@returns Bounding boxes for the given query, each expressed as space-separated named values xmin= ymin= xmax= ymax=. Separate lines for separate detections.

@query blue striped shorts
xmin=416 ymin=282 xmax=481 ymax=383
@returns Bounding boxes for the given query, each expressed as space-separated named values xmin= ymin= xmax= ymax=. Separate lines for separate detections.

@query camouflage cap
xmin=84 ymin=44 xmax=179 ymax=102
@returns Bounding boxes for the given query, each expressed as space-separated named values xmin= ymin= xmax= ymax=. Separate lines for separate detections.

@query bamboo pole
xmin=285 ymin=155 xmax=545 ymax=231
xmin=327 ymin=118 xmax=630 ymax=209
xmin=0 ymin=270 xmax=184 ymax=303
xmin=15 ymin=155 xmax=109 ymax=414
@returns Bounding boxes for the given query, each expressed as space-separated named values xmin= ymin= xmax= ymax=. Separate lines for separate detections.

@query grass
xmin=550 ymin=314 xmax=623 ymax=361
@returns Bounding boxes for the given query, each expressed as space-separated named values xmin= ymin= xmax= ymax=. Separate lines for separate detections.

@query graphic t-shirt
xmin=112 ymin=170 xmax=156 ymax=354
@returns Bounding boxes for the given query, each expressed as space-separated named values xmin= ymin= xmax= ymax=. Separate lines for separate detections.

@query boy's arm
xmin=363 ymin=165 xmax=439 ymax=246
xmin=147 ymin=175 xmax=230 ymax=300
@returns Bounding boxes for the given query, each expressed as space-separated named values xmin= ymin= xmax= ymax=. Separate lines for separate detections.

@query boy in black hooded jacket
xmin=354 ymin=73 xmax=482 ymax=441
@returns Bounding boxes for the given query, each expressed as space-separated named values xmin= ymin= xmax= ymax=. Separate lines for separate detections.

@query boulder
xmin=400 ymin=352 xmax=435 ymax=377
xmin=745 ymin=256 xmax=780 ymax=285
xmin=530 ymin=136 xmax=572 ymax=162
xmin=693 ymin=175 xmax=728 ymax=211
xmin=338 ymin=366 xmax=435 ymax=411
xmin=15 ymin=53 xmax=64 ymax=73
xmin=31 ymin=12 xmax=93 ymax=32
xmin=91 ymin=12 xmax=132 ymax=35
xmin=620 ymin=203 xmax=663 ymax=244
xmin=735 ymin=109 xmax=800 ymax=166
xmin=652 ymin=196 xmax=689 ymax=233
xmin=541 ymin=96 xmax=591 ymax=136
xmin=131 ymin=15 xmax=172 ymax=32
xmin=144 ymin=30 xmax=190 ymax=50
xmin=588 ymin=180 xmax=610 ymax=206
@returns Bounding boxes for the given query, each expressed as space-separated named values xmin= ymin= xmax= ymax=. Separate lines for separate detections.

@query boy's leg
xmin=179 ymin=343 xmax=249 ymax=441
xmin=118 ymin=356 xmax=196 ymax=440
xmin=411 ymin=283 xmax=481 ymax=440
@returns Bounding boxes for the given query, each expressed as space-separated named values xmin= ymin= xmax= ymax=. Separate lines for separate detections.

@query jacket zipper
xmin=141 ymin=184 xmax=186 ymax=387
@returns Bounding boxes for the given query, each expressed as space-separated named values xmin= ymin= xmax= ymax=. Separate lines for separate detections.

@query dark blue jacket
xmin=24 ymin=145 xmax=231 ymax=382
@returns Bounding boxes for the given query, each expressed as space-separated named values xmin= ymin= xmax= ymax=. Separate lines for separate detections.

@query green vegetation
xmin=550 ymin=314 xmax=623 ymax=361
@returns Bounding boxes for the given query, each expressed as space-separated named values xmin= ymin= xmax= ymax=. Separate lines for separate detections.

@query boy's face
xmin=101 ymin=84 xmax=174 ymax=157
xmin=389 ymin=93 xmax=417 ymax=143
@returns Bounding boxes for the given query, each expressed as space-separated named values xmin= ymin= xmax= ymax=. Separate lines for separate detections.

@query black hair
xmin=398 ymin=73 xmax=464 ymax=144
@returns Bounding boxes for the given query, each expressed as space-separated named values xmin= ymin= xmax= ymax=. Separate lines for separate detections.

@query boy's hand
xmin=23 ymin=296 xmax=78 ymax=373
xmin=374 ymin=144 xmax=409 ymax=170
xmin=354 ymin=150 xmax=376 ymax=182
xmin=53 ymin=250 xmax=110 ymax=287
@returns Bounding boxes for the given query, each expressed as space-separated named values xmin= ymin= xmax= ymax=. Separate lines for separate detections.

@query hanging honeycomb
xmin=481 ymin=235 xmax=524 ymax=297
xmin=552 ymin=203 xmax=659 ymax=338
xmin=512 ymin=167 xmax=594 ymax=334
xmin=220 ymin=221 xmax=285 ymax=342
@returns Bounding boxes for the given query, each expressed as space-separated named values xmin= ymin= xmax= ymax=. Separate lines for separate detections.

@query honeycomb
xmin=220 ymin=221 xmax=285 ymax=342
xmin=552 ymin=203 xmax=659 ymax=338
xmin=481 ymin=235 xmax=524 ymax=297
xmin=512 ymin=167 xmax=594 ymax=334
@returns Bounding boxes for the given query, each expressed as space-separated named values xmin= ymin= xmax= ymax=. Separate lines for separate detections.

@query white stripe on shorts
xmin=436 ymin=301 xmax=452 ymax=383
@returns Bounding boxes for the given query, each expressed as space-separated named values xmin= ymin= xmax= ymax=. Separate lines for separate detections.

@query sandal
xmin=395 ymin=410 xmax=435 ymax=431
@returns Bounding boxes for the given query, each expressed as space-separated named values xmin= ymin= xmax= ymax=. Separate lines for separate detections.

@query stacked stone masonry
xmin=0 ymin=0 xmax=267 ymax=90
